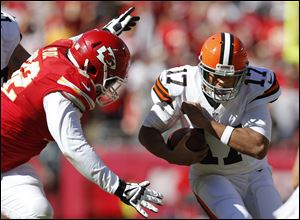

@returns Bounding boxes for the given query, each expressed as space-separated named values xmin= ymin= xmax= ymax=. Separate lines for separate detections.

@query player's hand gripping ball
xmin=167 ymin=128 xmax=208 ymax=152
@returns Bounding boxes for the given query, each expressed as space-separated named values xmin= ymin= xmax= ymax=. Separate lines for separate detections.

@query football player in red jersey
xmin=1 ymin=28 xmax=163 ymax=219
xmin=139 ymin=32 xmax=283 ymax=218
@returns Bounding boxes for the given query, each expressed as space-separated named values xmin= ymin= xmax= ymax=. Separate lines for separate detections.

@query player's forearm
xmin=63 ymin=143 xmax=120 ymax=194
xmin=208 ymin=120 xmax=269 ymax=159
xmin=44 ymin=92 xmax=120 ymax=194
xmin=138 ymin=125 xmax=172 ymax=162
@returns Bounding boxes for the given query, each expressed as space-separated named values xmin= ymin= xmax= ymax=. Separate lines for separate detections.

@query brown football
xmin=167 ymin=128 xmax=207 ymax=152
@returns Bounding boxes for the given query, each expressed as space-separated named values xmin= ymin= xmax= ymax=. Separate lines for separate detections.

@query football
xmin=167 ymin=127 xmax=207 ymax=152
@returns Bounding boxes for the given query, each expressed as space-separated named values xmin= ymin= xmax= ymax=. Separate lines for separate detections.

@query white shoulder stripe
xmin=62 ymin=92 xmax=86 ymax=112
xmin=57 ymin=76 xmax=95 ymax=110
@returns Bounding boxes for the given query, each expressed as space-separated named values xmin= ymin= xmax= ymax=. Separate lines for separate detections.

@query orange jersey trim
xmin=252 ymin=76 xmax=280 ymax=101
xmin=153 ymin=78 xmax=173 ymax=104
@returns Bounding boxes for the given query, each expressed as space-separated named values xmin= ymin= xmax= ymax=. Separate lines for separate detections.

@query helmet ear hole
xmin=87 ymin=65 xmax=97 ymax=75
xmin=69 ymin=29 xmax=131 ymax=101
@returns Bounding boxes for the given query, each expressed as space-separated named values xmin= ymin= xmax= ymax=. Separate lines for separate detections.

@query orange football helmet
xmin=198 ymin=32 xmax=249 ymax=103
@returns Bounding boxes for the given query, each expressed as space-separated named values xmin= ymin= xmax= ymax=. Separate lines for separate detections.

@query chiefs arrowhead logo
xmin=96 ymin=46 xmax=116 ymax=70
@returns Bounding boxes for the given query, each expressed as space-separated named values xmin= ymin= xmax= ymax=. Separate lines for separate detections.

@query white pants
xmin=273 ymin=186 xmax=299 ymax=219
xmin=189 ymin=166 xmax=282 ymax=219
xmin=1 ymin=163 xmax=53 ymax=219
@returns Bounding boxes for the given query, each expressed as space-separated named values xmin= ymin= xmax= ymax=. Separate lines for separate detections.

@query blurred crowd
xmin=2 ymin=1 xmax=298 ymax=218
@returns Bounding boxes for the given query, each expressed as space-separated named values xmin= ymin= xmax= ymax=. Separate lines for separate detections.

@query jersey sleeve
xmin=151 ymin=67 xmax=186 ymax=106
xmin=242 ymin=104 xmax=272 ymax=141
xmin=151 ymin=71 xmax=174 ymax=106
xmin=43 ymin=92 xmax=119 ymax=194
xmin=56 ymin=72 xmax=97 ymax=112
xmin=246 ymin=67 xmax=281 ymax=110
xmin=143 ymin=66 xmax=187 ymax=132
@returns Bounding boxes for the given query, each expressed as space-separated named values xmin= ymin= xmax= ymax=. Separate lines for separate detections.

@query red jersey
xmin=1 ymin=39 xmax=97 ymax=172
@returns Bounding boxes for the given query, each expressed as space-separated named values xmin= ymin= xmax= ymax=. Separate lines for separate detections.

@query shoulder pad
xmin=46 ymin=39 xmax=73 ymax=49
xmin=245 ymin=66 xmax=281 ymax=109
xmin=151 ymin=66 xmax=190 ymax=105
xmin=61 ymin=91 xmax=86 ymax=112
xmin=57 ymin=72 xmax=96 ymax=111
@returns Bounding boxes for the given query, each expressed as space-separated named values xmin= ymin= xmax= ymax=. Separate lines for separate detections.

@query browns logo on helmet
xmin=198 ymin=32 xmax=249 ymax=103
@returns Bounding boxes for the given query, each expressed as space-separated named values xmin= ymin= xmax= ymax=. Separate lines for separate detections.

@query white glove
xmin=114 ymin=179 xmax=164 ymax=218
xmin=102 ymin=7 xmax=140 ymax=36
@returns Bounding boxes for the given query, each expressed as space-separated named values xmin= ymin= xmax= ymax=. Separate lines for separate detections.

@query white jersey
xmin=1 ymin=11 xmax=21 ymax=70
xmin=143 ymin=64 xmax=281 ymax=175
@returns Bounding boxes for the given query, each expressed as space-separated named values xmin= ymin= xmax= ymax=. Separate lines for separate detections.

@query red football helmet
xmin=198 ymin=32 xmax=249 ymax=103
xmin=68 ymin=29 xmax=131 ymax=106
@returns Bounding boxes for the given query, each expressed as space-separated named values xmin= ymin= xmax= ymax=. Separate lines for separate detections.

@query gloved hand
xmin=114 ymin=179 xmax=163 ymax=218
xmin=102 ymin=6 xmax=140 ymax=36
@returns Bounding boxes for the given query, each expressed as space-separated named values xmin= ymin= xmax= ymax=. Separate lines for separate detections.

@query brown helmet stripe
xmin=219 ymin=32 xmax=234 ymax=65
xmin=228 ymin=33 xmax=234 ymax=65
xmin=219 ymin=32 xmax=225 ymax=64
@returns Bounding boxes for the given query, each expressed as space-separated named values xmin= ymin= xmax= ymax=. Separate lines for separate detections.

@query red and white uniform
xmin=1 ymin=40 xmax=119 ymax=218
xmin=143 ymin=64 xmax=282 ymax=218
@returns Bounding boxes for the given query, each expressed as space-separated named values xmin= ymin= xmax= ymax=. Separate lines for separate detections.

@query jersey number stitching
xmin=244 ymin=68 xmax=267 ymax=87
xmin=166 ymin=68 xmax=187 ymax=86
xmin=2 ymin=60 xmax=40 ymax=101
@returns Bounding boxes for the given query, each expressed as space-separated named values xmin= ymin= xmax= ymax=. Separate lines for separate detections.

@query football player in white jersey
xmin=139 ymin=32 xmax=283 ymax=219
xmin=1 ymin=11 xmax=31 ymax=86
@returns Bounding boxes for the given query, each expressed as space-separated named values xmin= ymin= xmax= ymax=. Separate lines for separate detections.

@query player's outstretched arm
xmin=102 ymin=6 xmax=140 ymax=36
xmin=44 ymin=92 xmax=163 ymax=218
xmin=114 ymin=179 xmax=163 ymax=218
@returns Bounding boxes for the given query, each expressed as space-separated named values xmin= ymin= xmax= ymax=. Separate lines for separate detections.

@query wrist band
xmin=220 ymin=126 xmax=234 ymax=145
xmin=114 ymin=179 xmax=126 ymax=196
